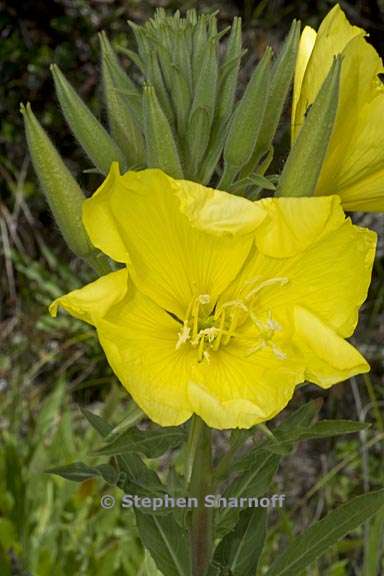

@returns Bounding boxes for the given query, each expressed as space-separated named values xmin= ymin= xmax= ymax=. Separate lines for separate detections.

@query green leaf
xmin=93 ymin=427 xmax=186 ymax=458
xmin=265 ymin=489 xmax=384 ymax=576
xmin=103 ymin=402 xmax=144 ymax=443
xmin=80 ymin=407 xmax=113 ymax=438
xmin=300 ymin=420 xmax=370 ymax=440
xmin=46 ymin=461 xmax=117 ymax=483
xmin=278 ymin=56 xmax=341 ymax=198
xmin=363 ymin=506 xmax=384 ymax=576
xmin=211 ymin=508 xmax=267 ymax=576
xmin=136 ymin=511 xmax=192 ymax=576
xmin=117 ymin=453 xmax=165 ymax=499
xmin=216 ymin=452 xmax=279 ymax=536
xmin=51 ymin=64 xmax=127 ymax=175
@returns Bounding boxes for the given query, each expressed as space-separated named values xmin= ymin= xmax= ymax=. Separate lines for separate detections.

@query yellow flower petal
xmin=293 ymin=5 xmax=384 ymax=211
xmin=97 ymin=291 xmax=194 ymax=426
xmin=293 ymin=306 xmax=369 ymax=388
xmin=226 ymin=200 xmax=376 ymax=337
xmin=82 ymin=163 xmax=130 ymax=263
xmin=52 ymin=271 xmax=194 ymax=426
xmin=255 ymin=195 xmax=345 ymax=258
xmin=292 ymin=25 xmax=317 ymax=140
xmin=188 ymin=341 xmax=304 ymax=429
xmin=177 ymin=179 xmax=266 ymax=235
xmin=49 ymin=268 xmax=129 ymax=324
xmin=83 ymin=166 xmax=254 ymax=318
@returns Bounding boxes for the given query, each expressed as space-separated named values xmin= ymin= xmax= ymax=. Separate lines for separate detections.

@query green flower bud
xmin=240 ymin=20 xmax=300 ymax=179
xmin=51 ymin=64 xmax=126 ymax=175
xmin=143 ymin=85 xmax=184 ymax=178
xmin=278 ymin=57 xmax=341 ymax=198
xmin=220 ymin=47 xmax=272 ymax=188
xmin=21 ymin=103 xmax=109 ymax=275
xmin=99 ymin=33 xmax=145 ymax=168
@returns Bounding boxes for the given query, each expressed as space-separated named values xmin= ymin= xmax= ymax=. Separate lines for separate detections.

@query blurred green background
xmin=1 ymin=1 xmax=384 ymax=575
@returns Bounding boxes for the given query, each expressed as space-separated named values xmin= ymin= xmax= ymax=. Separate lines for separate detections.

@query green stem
xmin=187 ymin=416 xmax=213 ymax=576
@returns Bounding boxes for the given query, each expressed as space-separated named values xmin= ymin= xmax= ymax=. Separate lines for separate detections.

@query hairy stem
xmin=187 ymin=416 xmax=213 ymax=576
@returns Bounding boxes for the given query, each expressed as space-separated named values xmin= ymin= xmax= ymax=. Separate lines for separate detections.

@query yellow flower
xmin=292 ymin=4 xmax=384 ymax=212
xmin=50 ymin=165 xmax=376 ymax=429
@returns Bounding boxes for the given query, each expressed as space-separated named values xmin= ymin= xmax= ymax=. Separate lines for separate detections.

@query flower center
xmin=176 ymin=277 xmax=289 ymax=363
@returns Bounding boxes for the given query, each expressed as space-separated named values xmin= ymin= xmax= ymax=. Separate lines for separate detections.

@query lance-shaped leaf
xmin=51 ymin=64 xmax=126 ymax=175
xmin=80 ymin=407 xmax=113 ymax=438
xmin=99 ymin=32 xmax=145 ymax=167
xmin=143 ymin=85 xmax=183 ymax=178
xmin=186 ymin=38 xmax=218 ymax=177
xmin=220 ymin=47 xmax=272 ymax=189
xmin=278 ymin=56 xmax=341 ymax=197
xmin=210 ymin=508 xmax=267 ymax=576
xmin=216 ymin=451 xmax=279 ymax=537
xmin=265 ymin=489 xmax=384 ymax=576
xmin=135 ymin=511 xmax=192 ymax=576
xmin=21 ymin=103 xmax=100 ymax=265
xmin=92 ymin=427 xmax=186 ymax=458
xmin=46 ymin=461 xmax=118 ymax=484
xmin=241 ymin=20 xmax=300 ymax=178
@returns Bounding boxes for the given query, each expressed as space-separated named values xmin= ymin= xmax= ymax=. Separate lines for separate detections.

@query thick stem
xmin=187 ymin=416 xmax=213 ymax=576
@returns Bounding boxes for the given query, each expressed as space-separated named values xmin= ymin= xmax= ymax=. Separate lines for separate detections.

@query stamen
xmin=174 ymin=280 xmax=288 ymax=362
xmin=245 ymin=277 xmax=288 ymax=302
xmin=176 ymin=325 xmax=191 ymax=350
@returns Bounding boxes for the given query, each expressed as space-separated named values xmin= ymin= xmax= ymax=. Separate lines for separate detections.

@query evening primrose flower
xmin=292 ymin=4 xmax=384 ymax=212
xmin=50 ymin=165 xmax=376 ymax=429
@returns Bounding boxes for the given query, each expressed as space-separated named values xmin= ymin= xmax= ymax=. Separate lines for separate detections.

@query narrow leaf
xmin=216 ymin=452 xmax=279 ymax=536
xmin=93 ymin=427 xmax=185 ymax=458
xmin=136 ymin=511 xmax=192 ymax=576
xmin=46 ymin=461 xmax=103 ymax=482
xmin=212 ymin=508 xmax=267 ymax=576
xmin=266 ymin=490 xmax=384 ymax=576
xmin=80 ymin=407 xmax=113 ymax=438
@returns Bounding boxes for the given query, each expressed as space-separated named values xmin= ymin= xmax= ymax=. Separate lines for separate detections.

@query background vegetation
xmin=1 ymin=1 xmax=383 ymax=574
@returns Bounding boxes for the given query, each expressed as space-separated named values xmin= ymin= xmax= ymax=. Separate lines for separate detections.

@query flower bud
xmin=278 ymin=57 xmax=341 ymax=197
xmin=21 ymin=103 xmax=110 ymax=275
xmin=51 ymin=64 xmax=126 ymax=175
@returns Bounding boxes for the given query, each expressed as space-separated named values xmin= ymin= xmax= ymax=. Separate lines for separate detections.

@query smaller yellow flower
xmin=292 ymin=4 xmax=384 ymax=212
xmin=50 ymin=166 xmax=376 ymax=429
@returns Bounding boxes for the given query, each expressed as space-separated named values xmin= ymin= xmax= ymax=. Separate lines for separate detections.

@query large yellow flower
xmin=292 ymin=4 xmax=384 ymax=212
xmin=50 ymin=165 xmax=376 ymax=429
